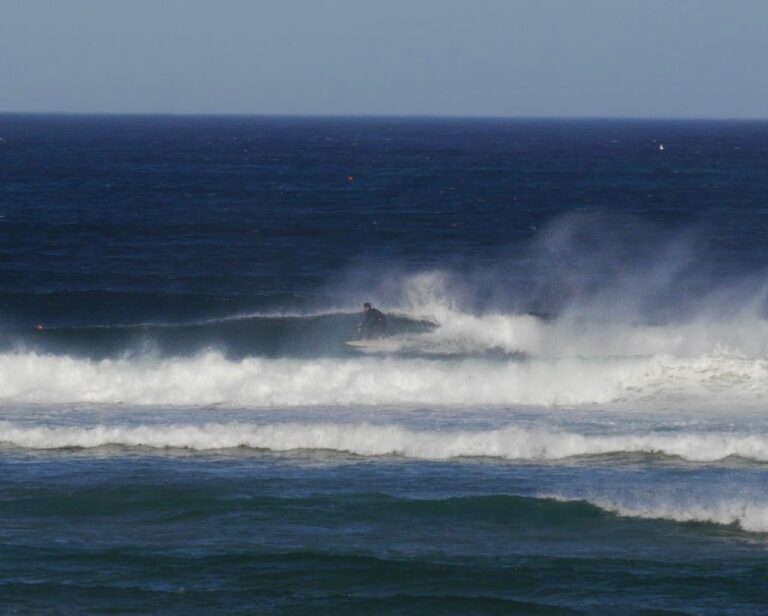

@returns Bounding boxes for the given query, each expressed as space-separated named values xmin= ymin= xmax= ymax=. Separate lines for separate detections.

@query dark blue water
xmin=3 ymin=115 xmax=768 ymax=325
xmin=1 ymin=115 xmax=768 ymax=614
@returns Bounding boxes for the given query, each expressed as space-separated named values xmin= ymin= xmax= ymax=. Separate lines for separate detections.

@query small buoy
xmin=35 ymin=324 xmax=46 ymax=331
xmin=347 ymin=176 xmax=354 ymax=182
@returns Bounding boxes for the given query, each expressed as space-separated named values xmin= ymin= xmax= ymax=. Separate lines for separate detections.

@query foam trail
xmin=3 ymin=421 xmax=768 ymax=462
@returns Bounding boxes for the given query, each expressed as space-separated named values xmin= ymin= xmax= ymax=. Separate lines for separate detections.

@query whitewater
xmin=3 ymin=288 xmax=768 ymax=538
xmin=2 ymin=297 xmax=768 ymax=408
xmin=3 ymin=259 xmax=768 ymax=551
xmin=5 ymin=420 xmax=768 ymax=463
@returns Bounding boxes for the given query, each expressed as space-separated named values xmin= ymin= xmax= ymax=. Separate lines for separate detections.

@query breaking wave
xmin=4 ymin=418 xmax=768 ymax=533
xmin=550 ymin=495 xmax=768 ymax=534
xmin=0 ymin=350 xmax=767 ymax=407
xmin=3 ymin=420 xmax=768 ymax=463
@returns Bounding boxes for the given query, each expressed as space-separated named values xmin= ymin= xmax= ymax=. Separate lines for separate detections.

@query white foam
xmin=372 ymin=269 xmax=768 ymax=359
xmin=5 ymin=415 xmax=768 ymax=532
xmin=2 ymin=350 xmax=768 ymax=408
xmin=550 ymin=494 xmax=768 ymax=533
xmin=3 ymin=421 xmax=768 ymax=463
xmin=0 ymin=351 xmax=636 ymax=406
xmin=3 ymin=350 xmax=767 ymax=407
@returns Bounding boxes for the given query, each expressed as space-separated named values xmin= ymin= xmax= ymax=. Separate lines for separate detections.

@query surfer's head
xmin=363 ymin=302 xmax=371 ymax=311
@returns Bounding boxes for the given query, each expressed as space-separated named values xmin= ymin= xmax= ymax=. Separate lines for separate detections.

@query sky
xmin=1 ymin=0 xmax=767 ymax=118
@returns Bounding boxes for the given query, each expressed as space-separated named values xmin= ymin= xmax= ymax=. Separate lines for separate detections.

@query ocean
xmin=1 ymin=114 xmax=767 ymax=614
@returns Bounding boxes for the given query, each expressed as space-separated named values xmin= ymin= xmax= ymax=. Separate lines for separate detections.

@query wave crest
xmin=3 ymin=421 xmax=768 ymax=463
xmin=551 ymin=495 xmax=768 ymax=534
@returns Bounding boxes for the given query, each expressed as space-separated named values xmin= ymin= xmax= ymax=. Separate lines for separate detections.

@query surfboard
xmin=345 ymin=336 xmax=410 ymax=353
xmin=345 ymin=339 xmax=385 ymax=349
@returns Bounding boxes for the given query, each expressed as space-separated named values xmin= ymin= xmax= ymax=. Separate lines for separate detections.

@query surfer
xmin=357 ymin=303 xmax=388 ymax=339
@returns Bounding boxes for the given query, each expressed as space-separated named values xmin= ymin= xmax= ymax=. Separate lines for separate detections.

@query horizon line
xmin=1 ymin=110 xmax=767 ymax=123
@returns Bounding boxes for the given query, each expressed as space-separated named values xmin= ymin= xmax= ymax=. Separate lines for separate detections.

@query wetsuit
xmin=359 ymin=308 xmax=387 ymax=339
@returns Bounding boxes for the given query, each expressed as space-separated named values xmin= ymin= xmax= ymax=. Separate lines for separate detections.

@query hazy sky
xmin=2 ymin=0 xmax=767 ymax=118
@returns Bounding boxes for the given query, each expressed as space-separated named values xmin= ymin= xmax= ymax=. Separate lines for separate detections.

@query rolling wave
xmin=3 ymin=421 xmax=766 ymax=534
xmin=3 ymin=420 xmax=768 ymax=463
xmin=548 ymin=494 xmax=768 ymax=533
xmin=1 ymin=350 xmax=766 ymax=407
xmin=5 ymin=268 xmax=768 ymax=363
xmin=7 ymin=486 xmax=764 ymax=534
xmin=2 ymin=269 xmax=768 ymax=410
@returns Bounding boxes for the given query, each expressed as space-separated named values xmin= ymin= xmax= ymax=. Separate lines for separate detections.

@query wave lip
xmin=3 ymin=421 xmax=768 ymax=463
xmin=548 ymin=494 xmax=768 ymax=534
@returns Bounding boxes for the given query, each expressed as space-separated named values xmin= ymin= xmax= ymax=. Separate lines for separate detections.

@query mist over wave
xmin=1 ymin=215 xmax=767 ymax=408
xmin=4 ymin=214 xmax=768 ymax=365
xmin=357 ymin=275 xmax=768 ymax=359
xmin=335 ymin=215 xmax=761 ymax=312
xmin=304 ymin=215 xmax=768 ymax=365
xmin=5 ymin=287 xmax=768 ymax=364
